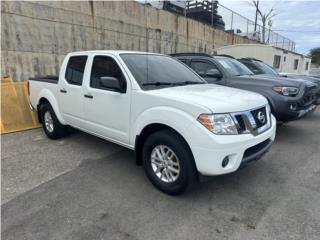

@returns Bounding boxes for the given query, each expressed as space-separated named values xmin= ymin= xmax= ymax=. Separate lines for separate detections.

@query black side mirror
xmin=100 ymin=76 xmax=125 ymax=93
xmin=206 ymin=69 xmax=222 ymax=79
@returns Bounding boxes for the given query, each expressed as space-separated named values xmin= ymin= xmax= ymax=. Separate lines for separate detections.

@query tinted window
xmin=215 ymin=58 xmax=253 ymax=76
xmin=90 ymin=56 xmax=126 ymax=90
xmin=190 ymin=61 xmax=220 ymax=77
xmin=120 ymin=54 xmax=204 ymax=90
xmin=255 ymin=61 xmax=278 ymax=75
xmin=178 ymin=59 xmax=187 ymax=64
xmin=65 ymin=56 xmax=87 ymax=85
xmin=241 ymin=61 xmax=263 ymax=75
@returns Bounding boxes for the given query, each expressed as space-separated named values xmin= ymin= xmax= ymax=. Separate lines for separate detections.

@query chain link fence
xmin=217 ymin=3 xmax=295 ymax=51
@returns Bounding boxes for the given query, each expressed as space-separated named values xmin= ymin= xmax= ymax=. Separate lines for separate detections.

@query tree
xmin=251 ymin=0 xmax=277 ymax=43
xmin=309 ymin=47 xmax=320 ymax=65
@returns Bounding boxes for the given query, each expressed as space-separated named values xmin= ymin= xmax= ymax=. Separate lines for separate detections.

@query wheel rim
xmin=150 ymin=145 xmax=180 ymax=183
xmin=44 ymin=111 xmax=54 ymax=133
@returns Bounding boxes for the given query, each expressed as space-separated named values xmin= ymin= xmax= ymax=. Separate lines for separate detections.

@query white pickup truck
xmin=29 ymin=51 xmax=276 ymax=195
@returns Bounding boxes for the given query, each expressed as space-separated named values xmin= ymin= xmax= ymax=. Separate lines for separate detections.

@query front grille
xmin=251 ymin=107 xmax=267 ymax=128
xmin=231 ymin=105 xmax=270 ymax=136
xmin=235 ymin=115 xmax=246 ymax=132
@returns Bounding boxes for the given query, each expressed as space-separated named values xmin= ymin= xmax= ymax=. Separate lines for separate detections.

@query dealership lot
xmin=2 ymin=109 xmax=320 ymax=240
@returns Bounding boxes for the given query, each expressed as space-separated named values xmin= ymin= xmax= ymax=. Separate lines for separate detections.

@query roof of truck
xmin=68 ymin=50 xmax=164 ymax=55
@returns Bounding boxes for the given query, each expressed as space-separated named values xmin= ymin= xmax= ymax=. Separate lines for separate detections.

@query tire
xmin=40 ymin=103 xmax=68 ymax=139
xmin=142 ymin=129 xmax=197 ymax=195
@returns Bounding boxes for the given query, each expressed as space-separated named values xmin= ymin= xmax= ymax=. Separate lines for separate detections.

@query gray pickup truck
xmin=237 ymin=57 xmax=320 ymax=106
xmin=171 ymin=53 xmax=318 ymax=122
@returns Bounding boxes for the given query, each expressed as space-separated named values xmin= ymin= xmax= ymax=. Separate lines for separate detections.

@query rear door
xmin=82 ymin=54 xmax=131 ymax=144
xmin=58 ymin=55 xmax=88 ymax=128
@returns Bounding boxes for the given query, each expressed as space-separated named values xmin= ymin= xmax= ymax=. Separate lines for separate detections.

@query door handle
xmin=84 ymin=94 xmax=93 ymax=99
xmin=60 ymin=89 xmax=67 ymax=93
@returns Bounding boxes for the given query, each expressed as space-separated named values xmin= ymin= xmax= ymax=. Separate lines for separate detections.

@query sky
xmin=218 ymin=0 xmax=320 ymax=54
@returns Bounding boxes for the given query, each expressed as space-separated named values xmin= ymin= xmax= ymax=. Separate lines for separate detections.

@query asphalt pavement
xmin=1 ymin=109 xmax=320 ymax=240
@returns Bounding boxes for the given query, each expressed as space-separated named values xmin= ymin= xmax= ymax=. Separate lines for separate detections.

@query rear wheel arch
xmin=37 ymin=98 xmax=51 ymax=123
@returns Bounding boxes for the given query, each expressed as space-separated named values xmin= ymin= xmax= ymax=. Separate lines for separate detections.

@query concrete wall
xmin=1 ymin=1 xmax=254 ymax=81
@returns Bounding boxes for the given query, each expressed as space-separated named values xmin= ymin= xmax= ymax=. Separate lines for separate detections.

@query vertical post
xmin=275 ymin=34 xmax=278 ymax=47
xmin=282 ymin=38 xmax=285 ymax=49
xmin=211 ymin=0 xmax=214 ymax=26
xmin=254 ymin=0 xmax=259 ymax=31
xmin=231 ymin=11 xmax=234 ymax=30
xmin=246 ymin=20 xmax=249 ymax=38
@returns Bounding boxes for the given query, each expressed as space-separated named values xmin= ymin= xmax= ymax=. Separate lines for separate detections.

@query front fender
xmin=37 ymin=89 xmax=66 ymax=125
xmin=131 ymin=106 xmax=196 ymax=146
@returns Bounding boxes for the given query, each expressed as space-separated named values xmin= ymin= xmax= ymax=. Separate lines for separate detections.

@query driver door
xmin=82 ymin=54 xmax=131 ymax=144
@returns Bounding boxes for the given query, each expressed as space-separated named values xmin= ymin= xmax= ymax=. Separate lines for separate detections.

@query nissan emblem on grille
xmin=257 ymin=111 xmax=266 ymax=124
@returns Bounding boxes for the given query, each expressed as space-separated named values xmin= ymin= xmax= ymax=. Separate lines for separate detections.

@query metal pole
xmin=211 ymin=0 xmax=214 ymax=26
xmin=231 ymin=11 xmax=234 ymax=30
xmin=254 ymin=0 xmax=259 ymax=31
xmin=246 ymin=20 xmax=249 ymax=38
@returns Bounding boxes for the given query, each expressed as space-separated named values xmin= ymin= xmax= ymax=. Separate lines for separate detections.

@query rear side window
xmin=65 ymin=56 xmax=88 ymax=85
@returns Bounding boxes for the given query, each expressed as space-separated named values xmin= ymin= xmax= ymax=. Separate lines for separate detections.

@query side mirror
xmin=206 ymin=69 xmax=222 ymax=79
xmin=100 ymin=76 xmax=124 ymax=92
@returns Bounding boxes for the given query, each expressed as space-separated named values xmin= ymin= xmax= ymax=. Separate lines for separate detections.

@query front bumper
xmin=186 ymin=115 xmax=276 ymax=176
xmin=272 ymin=92 xmax=317 ymax=122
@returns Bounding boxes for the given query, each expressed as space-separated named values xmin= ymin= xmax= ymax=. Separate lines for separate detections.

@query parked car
xmin=309 ymin=68 xmax=320 ymax=79
xmin=29 ymin=51 xmax=276 ymax=195
xmin=171 ymin=53 xmax=318 ymax=122
xmin=238 ymin=58 xmax=320 ymax=105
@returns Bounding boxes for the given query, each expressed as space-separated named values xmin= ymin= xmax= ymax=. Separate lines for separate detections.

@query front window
xmin=120 ymin=54 xmax=205 ymax=90
xmin=216 ymin=58 xmax=253 ymax=76
xmin=190 ymin=61 xmax=220 ymax=77
xmin=255 ymin=61 xmax=278 ymax=75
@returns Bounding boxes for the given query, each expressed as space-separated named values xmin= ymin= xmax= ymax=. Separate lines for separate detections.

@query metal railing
xmin=217 ymin=3 xmax=295 ymax=51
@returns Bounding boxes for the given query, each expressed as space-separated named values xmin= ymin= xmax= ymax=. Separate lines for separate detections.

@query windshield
xmin=216 ymin=58 xmax=253 ymax=76
xmin=255 ymin=61 xmax=278 ymax=75
xmin=120 ymin=54 xmax=205 ymax=90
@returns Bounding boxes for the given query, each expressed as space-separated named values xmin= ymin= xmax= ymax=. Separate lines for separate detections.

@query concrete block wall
xmin=1 ymin=1 xmax=254 ymax=81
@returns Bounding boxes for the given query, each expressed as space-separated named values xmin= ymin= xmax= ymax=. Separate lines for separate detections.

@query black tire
xmin=142 ymin=129 xmax=197 ymax=195
xmin=40 ymin=103 xmax=68 ymax=139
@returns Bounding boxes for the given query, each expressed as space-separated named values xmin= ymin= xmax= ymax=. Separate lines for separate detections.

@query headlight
xmin=197 ymin=114 xmax=238 ymax=135
xmin=272 ymin=86 xmax=299 ymax=96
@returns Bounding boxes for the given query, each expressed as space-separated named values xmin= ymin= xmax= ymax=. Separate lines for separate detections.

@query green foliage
xmin=309 ymin=47 xmax=320 ymax=64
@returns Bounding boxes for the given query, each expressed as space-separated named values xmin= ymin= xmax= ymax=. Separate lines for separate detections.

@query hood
xmin=237 ymin=74 xmax=307 ymax=88
xmin=150 ymin=84 xmax=268 ymax=113
xmin=279 ymin=74 xmax=320 ymax=87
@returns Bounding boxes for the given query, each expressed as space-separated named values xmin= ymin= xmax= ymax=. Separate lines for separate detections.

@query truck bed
xmin=29 ymin=75 xmax=59 ymax=84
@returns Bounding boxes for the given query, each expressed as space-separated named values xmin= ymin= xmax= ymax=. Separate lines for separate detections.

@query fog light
xmin=222 ymin=157 xmax=229 ymax=168
xmin=290 ymin=103 xmax=298 ymax=111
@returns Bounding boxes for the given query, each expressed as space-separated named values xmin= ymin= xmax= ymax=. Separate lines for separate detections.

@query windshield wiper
xmin=142 ymin=82 xmax=173 ymax=86
xmin=173 ymin=81 xmax=205 ymax=86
